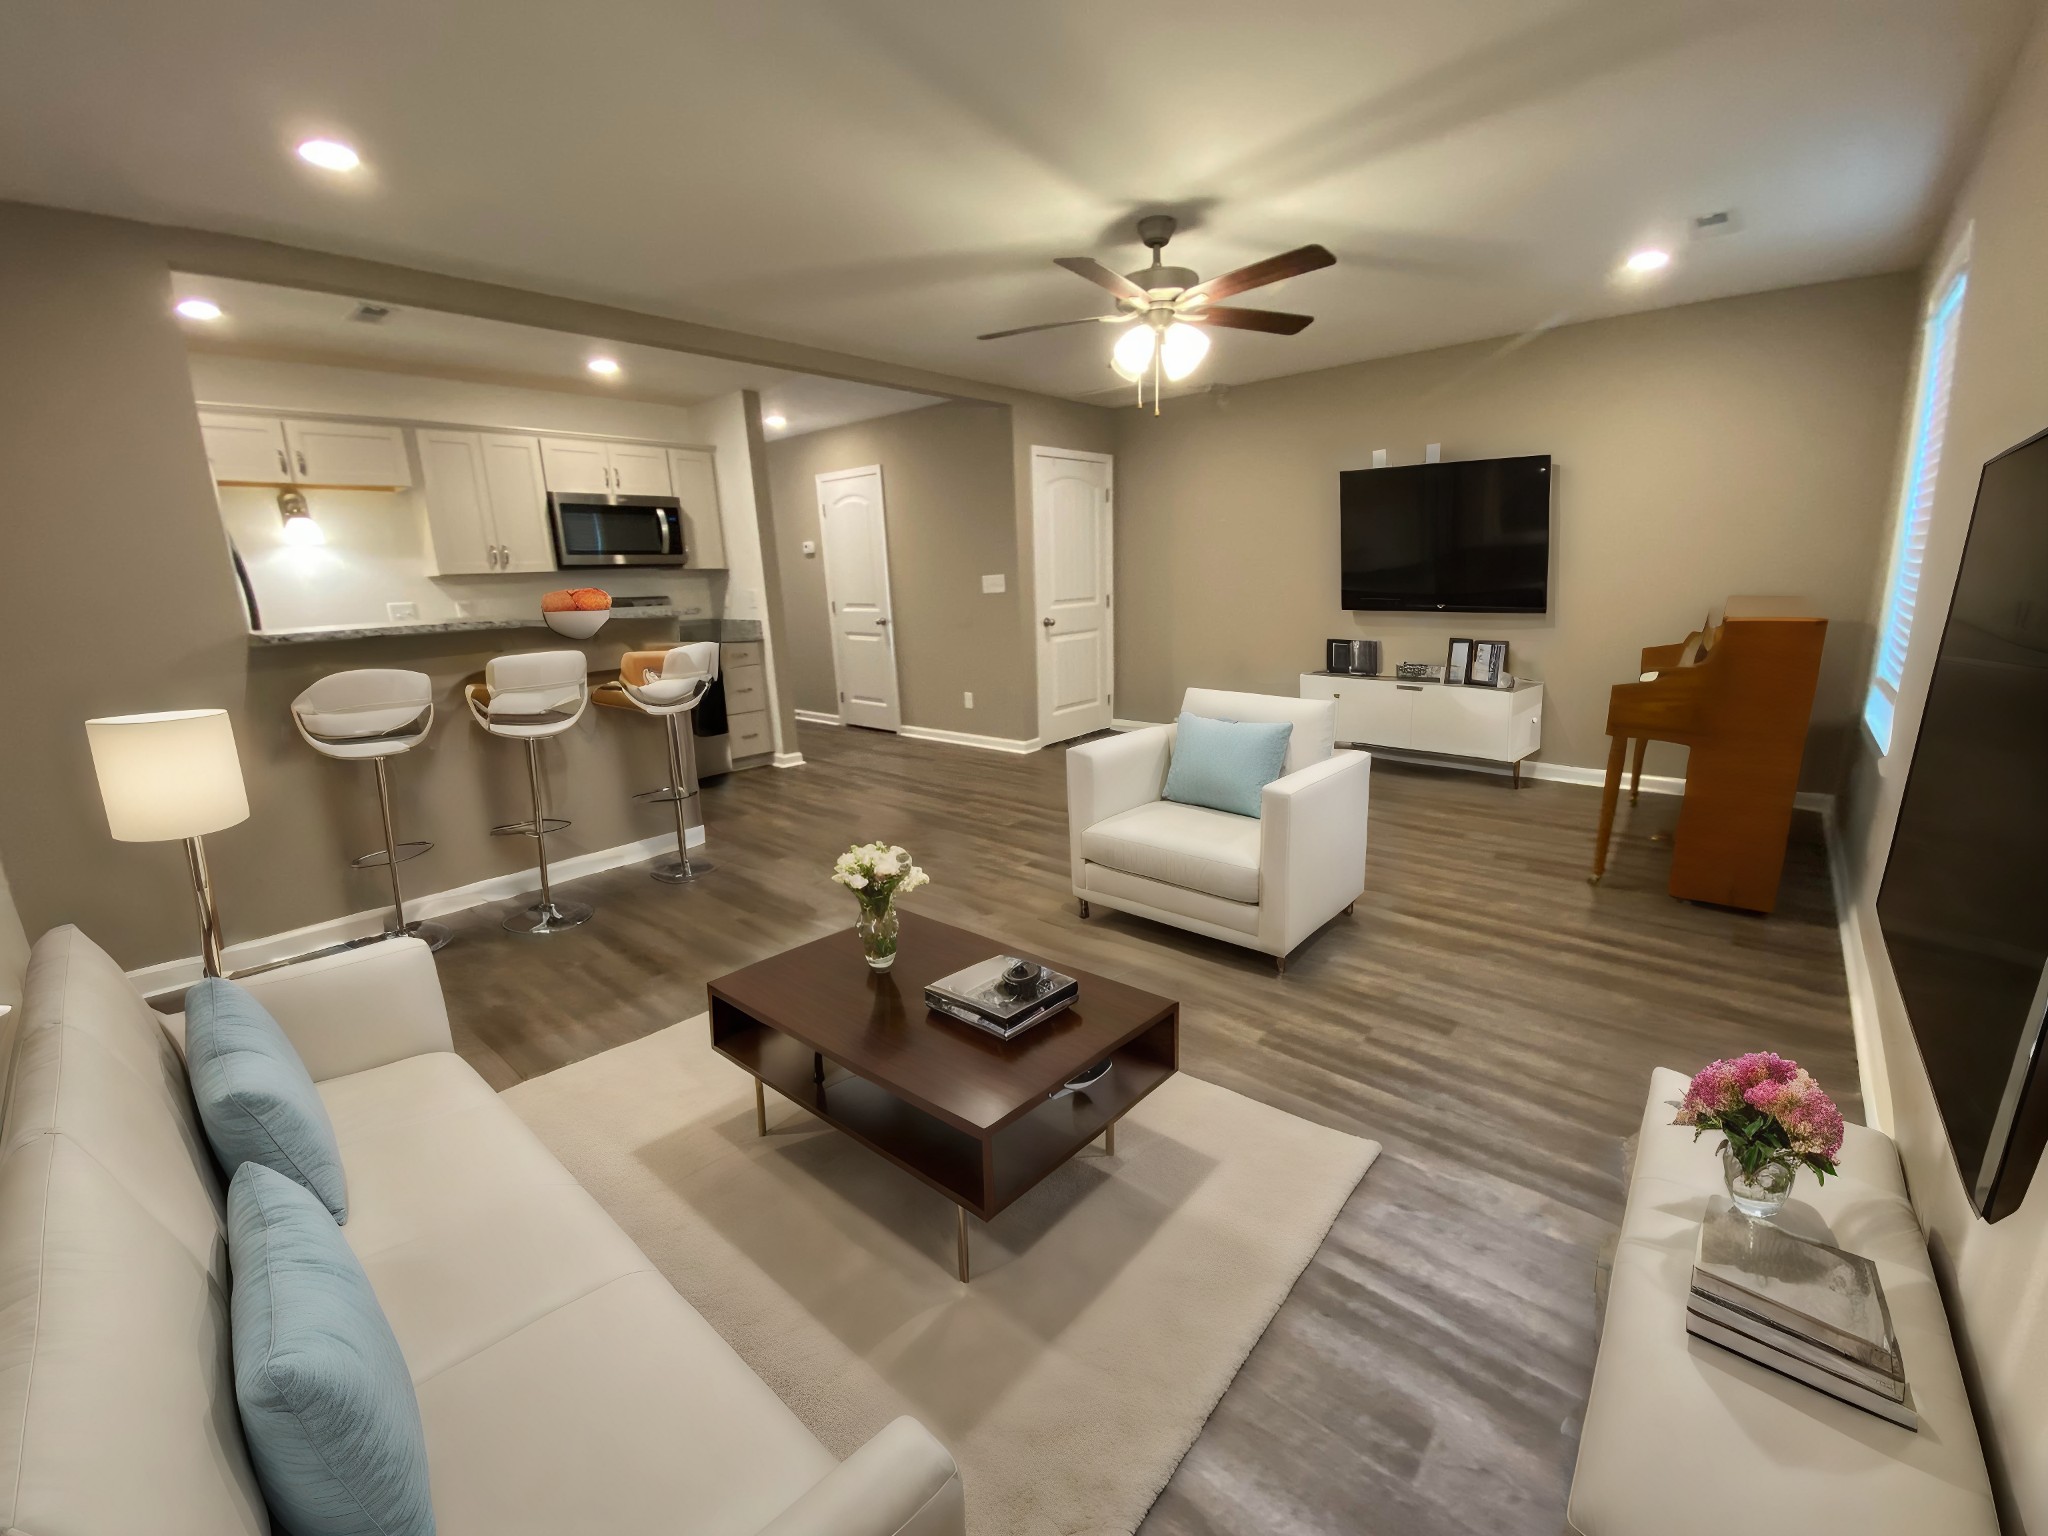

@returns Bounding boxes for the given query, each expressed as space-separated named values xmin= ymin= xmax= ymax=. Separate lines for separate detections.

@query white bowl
xmin=543 ymin=608 xmax=610 ymax=639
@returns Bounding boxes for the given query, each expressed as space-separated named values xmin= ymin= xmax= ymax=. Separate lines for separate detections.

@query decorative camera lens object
xmin=998 ymin=957 xmax=1041 ymax=1000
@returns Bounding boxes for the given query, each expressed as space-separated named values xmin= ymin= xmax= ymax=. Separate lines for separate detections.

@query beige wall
xmin=1110 ymin=275 xmax=1919 ymax=788
xmin=1836 ymin=12 xmax=2048 ymax=1531
xmin=768 ymin=402 xmax=1030 ymax=739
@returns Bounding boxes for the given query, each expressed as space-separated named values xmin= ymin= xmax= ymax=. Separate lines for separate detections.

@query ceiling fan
xmin=979 ymin=215 xmax=1335 ymax=410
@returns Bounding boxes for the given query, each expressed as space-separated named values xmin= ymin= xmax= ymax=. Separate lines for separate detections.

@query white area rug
xmin=504 ymin=1018 xmax=1378 ymax=1535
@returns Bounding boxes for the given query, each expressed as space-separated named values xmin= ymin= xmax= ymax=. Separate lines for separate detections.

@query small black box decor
xmin=1466 ymin=640 xmax=1509 ymax=687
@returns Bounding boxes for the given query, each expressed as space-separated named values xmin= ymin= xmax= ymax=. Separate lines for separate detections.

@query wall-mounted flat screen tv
xmin=1340 ymin=454 xmax=1551 ymax=612
xmin=1876 ymin=424 xmax=2048 ymax=1221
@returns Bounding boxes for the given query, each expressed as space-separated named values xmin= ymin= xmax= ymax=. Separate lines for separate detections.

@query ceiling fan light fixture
xmin=1111 ymin=323 xmax=1158 ymax=381
xmin=1159 ymin=322 xmax=1210 ymax=381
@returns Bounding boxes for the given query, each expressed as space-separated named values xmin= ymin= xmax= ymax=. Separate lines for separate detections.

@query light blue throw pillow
xmin=1162 ymin=712 xmax=1294 ymax=819
xmin=229 ymin=1163 xmax=435 ymax=1536
xmin=186 ymin=976 xmax=349 ymax=1223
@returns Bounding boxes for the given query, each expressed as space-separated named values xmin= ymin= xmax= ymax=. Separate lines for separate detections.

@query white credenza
xmin=1300 ymin=672 xmax=1543 ymax=783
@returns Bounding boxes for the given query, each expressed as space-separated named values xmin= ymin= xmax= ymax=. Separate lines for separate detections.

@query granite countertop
xmin=249 ymin=607 xmax=688 ymax=645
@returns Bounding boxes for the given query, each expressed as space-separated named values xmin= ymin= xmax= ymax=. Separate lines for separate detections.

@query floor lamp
xmin=86 ymin=709 xmax=250 ymax=978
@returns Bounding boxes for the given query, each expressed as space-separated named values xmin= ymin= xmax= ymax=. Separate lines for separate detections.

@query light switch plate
xmin=1371 ymin=448 xmax=1388 ymax=468
xmin=1425 ymin=442 xmax=1442 ymax=463
xmin=964 ymin=692 xmax=975 ymax=709
xmin=981 ymin=573 xmax=1006 ymax=593
xmin=801 ymin=540 xmax=817 ymax=557
xmin=387 ymin=601 xmax=419 ymax=622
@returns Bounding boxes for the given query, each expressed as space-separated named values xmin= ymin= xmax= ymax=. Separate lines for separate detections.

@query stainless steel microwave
xmin=547 ymin=493 xmax=687 ymax=567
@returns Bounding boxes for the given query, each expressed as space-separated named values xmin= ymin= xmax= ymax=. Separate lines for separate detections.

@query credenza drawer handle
xmin=1397 ymin=684 xmax=1423 ymax=692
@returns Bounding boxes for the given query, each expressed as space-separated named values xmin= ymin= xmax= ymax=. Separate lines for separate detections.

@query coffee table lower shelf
xmin=710 ymin=1002 xmax=1176 ymax=1280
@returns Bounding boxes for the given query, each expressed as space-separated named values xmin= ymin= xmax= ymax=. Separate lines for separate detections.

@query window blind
xmin=1865 ymin=269 xmax=1967 ymax=754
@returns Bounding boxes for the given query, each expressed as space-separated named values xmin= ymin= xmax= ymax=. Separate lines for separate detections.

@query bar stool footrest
xmin=633 ymin=785 xmax=699 ymax=805
xmin=352 ymin=840 xmax=434 ymax=870
xmin=491 ymin=817 xmax=571 ymax=838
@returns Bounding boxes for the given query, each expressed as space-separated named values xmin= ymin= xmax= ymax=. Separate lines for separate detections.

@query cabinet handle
xmin=276 ymin=448 xmax=289 ymax=475
xmin=1397 ymin=684 xmax=1423 ymax=692
xmin=499 ymin=544 xmax=509 ymax=567
xmin=490 ymin=545 xmax=501 ymax=569
xmin=296 ymin=450 xmax=308 ymax=476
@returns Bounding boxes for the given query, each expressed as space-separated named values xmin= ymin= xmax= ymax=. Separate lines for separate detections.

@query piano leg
xmin=1590 ymin=736 xmax=1628 ymax=884
xmin=1628 ymin=737 xmax=1648 ymax=804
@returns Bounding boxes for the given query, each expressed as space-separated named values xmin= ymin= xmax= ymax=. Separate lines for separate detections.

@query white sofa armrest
xmin=755 ymin=1417 xmax=964 ymax=1536
xmin=1065 ymin=725 xmax=1173 ymax=888
xmin=229 ymin=937 xmax=455 ymax=1080
xmin=1258 ymin=749 xmax=1371 ymax=956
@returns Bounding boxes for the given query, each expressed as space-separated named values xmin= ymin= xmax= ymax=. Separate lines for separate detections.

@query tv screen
xmin=1876 ymin=424 xmax=2048 ymax=1220
xmin=1340 ymin=455 xmax=1551 ymax=612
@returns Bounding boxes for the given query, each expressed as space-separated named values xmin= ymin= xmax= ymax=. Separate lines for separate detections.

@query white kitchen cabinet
xmin=666 ymin=448 xmax=726 ymax=567
xmin=608 ymin=442 xmax=672 ymax=496
xmin=1300 ymin=672 xmax=1543 ymax=780
xmin=282 ymin=419 xmax=411 ymax=488
xmin=198 ymin=413 xmax=292 ymax=483
xmin=420 ymin=430 xmax=556 ymax=575
xmin=539 ymin=437 xmax=672 ymax=496
xmin=538 ymin=437 xmax=611 ymax=495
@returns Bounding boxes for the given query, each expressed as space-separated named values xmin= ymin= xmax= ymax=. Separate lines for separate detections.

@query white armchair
xmin=1066 ymin=688 xmax=1371 ymax=972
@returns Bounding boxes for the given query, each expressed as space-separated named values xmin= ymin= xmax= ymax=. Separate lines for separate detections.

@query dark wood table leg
xmin=1590 ymin=736 xmax=1628 ymax=885
xmin=754 ymin=1078 xmax=766 ymax=1136
xmin=1628 ymin=736 xmax=1648 ymax=804
xmin=957 ymin=1206 xmax=969 ymax=1282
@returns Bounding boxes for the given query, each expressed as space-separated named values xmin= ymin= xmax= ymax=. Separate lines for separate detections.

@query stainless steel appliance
xmin=548 ymin=493 xmax=687 ymax=568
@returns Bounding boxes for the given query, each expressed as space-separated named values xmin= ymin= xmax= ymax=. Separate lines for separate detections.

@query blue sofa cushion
xmin=1162 ymin=712 xmax=1294 ymax=819
xmin=229 ymin=1162 xmax=434 ymax=1536
xmin=186 ymin=976 xmax=348 ymax=1223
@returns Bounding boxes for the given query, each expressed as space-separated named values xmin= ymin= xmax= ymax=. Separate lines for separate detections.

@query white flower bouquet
xmin=831 ymin=842 xmax=929 ymax=970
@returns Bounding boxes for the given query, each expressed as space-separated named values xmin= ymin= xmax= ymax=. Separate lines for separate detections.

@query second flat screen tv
xmin=1341 ymin=455 xmax=1551 ymax=612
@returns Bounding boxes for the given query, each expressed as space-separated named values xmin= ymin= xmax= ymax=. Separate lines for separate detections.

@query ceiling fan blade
xmin=1180 ymin=245 xmax=1336 ymax=304
xmin=1185 ymin=306 xmax=1315 ymax=335
xmin=976 ymin=315 xmax=1126 ymax=340
xmin=1053 ymin=256 xmax=1150 ymax=301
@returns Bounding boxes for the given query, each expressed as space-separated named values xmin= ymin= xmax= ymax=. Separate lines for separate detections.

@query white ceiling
xmin=171 ymin=274 xmax=945 ymax=438
xmin=2 ymin=0 xmax=2035 ymax=400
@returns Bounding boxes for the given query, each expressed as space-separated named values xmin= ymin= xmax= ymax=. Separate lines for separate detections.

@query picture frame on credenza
xmin=1445 ymin=638 xmax=1472 ymax=686
xmin=1466 ymin=640 xmax=1509 ymax=688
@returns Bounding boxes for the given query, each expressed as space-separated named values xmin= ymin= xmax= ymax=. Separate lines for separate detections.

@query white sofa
xmin=1568 ymin=1068 xmax=1996 ymax=1535
xmin=1067 ymin=688 xmax=1371 ymax=971
xmin=0 ymin=925 xmax=964 ymax=1536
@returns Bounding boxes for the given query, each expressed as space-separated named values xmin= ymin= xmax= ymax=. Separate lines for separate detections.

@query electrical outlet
xmin=964 ymin=692 xmax=974 ymax=709
xmin=981 ymin=573 xmax=1005 ymax=594
xmin=801 ymin=540 xmax=817 ymax=557
xmin=387 ymin=601 xmax=419 ymax=622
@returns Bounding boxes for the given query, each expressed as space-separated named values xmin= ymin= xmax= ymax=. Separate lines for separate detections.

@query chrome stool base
xmin=352 ymin=839 xmax=433 ymax=870
xmin=388 ymin=918 xmax=453 ymax=951
xmin=651 ymin=856 xmax=714 ymax=884
xmin=503 ymin=899 xmax=594 ymax=935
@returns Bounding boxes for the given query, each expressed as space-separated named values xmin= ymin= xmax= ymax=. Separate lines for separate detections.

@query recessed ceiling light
xmin=586 ymin=356 xmax=620 ymax=376
xmin=1624 ymin=248 xmax=1672 ymax=275
xmin=296 ymin=137 xmax=361 ymax=173
xmin=762 ymin=413 xmax=788 ymax=430
xmin=175 ymin=297 xmax=223 ymax=321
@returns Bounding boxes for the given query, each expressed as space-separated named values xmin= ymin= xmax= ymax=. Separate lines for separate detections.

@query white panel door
xmin=417 ymin=430 xmax=497 ymax=575
xmin=817 ymin=465 xmax=900 ymax=732
xmin=197 ymin=413 xmax=290 ymax=483
xmin=1032 ymin=448 xmax=1114 ymax=745
xmin=538 ymin=437 xmax=611 ymax=494
xmin=607 ymin=442 xmax=672 ymax=496
xmin=480 ymin=434 xmax=556 ymax=572
xmin=282 ymin=419 xmax=411 ymax=488
xmin=667 ymin=448 xmax=726 ymax=567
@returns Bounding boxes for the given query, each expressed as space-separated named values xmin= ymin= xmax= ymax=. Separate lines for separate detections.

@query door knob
xmin=876 ymin=617 xmax=890 ymax=626
xmin=1042 ymin=617 xmax=1056 ymax=627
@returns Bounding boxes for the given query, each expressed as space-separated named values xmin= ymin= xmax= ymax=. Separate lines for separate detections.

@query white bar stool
xmin=615 ymin=642 xmax=719 ymax=883
xmin=465 ymin=649 xmax=593 ymax=934
xmin=289 ymin=668 xmax=451 ymax=952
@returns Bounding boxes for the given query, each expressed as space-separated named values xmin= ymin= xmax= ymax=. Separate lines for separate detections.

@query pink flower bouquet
xmin=1673 ymin=1052 xmax=1844 ymax=1191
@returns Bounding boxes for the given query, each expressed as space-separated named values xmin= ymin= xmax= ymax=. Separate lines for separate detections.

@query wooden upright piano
xmin=1589 ymin=598 xmax=1827 ymax=913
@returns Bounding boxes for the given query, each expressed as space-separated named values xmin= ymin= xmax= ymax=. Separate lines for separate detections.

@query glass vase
xmin=1722 ymin=1147 xmax=1798 ymax=1221
xmin=857 ymin=900 xmax=899 ymax=972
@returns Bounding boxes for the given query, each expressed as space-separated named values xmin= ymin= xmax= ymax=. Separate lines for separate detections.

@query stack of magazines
xmin=924 ymin=956 xmax=1078 ymax=1040
xmin=1686 ymin=1197 xmax=1915 ymax=1429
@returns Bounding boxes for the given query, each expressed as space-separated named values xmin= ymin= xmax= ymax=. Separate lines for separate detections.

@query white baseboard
xmin=792 ymin=710 xmax=842 ymax=727
xmin=127 ymin=826 xmax=705 ymax=997
xmin=772 ymin=752 xmax=805 ymax=768
xmin=896 ymin=725 xmax=1043 ymax=755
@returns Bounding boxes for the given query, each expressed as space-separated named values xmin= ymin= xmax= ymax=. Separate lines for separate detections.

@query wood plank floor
xmin=431 ymin=723 xmax=1859 ymax=1536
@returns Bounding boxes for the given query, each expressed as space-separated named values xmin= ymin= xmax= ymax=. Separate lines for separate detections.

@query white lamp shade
xmin=86 ymin=709 xmax=250 ymax=842
xmin=1159 ymin=322 xmax=1210 ymax=381
xmin=1111 ymin=324 xmax=1158 ymax=381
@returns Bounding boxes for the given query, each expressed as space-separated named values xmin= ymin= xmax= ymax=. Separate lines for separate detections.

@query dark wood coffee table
xmin=707 ymin=911 xmax=1179 ymax=1280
